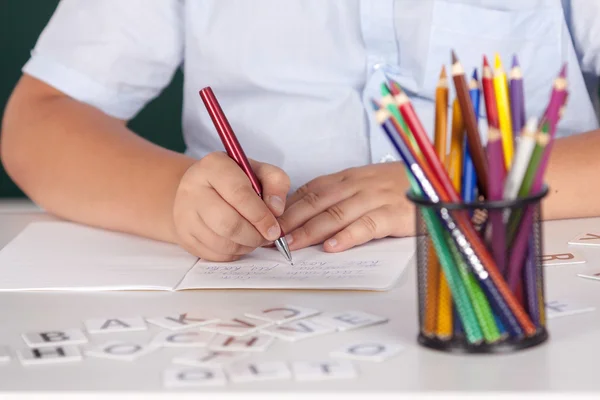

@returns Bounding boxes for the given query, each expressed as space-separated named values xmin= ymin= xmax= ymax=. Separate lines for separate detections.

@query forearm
xmin=542 ymin=129 xmax=600 ymax=220
xmin=1 ymin=75 xmax=196 ymax=243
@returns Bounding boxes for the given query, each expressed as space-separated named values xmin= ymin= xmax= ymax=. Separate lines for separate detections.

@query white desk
xmin=0 ymin=199 xmax=599 ymax=393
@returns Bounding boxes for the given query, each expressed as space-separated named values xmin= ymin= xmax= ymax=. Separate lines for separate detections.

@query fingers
xmin=180 ymin=232 xmax=243 ymax=263
xmin=285 ymin=192 xmax=381 ymax=250
xmin=199 ymin=188 xmax=268 ymax=248
xmin=205 ymin=154 xmax=281 ymax=242
xmin=278 ymin=179 xmax=356 ymax=235
xmin=285 ymin=174 xmax=342 ymax=209
xmin=323 ymin=206 xmax=399 ymax=253
xmin=250 ymin=160 xmax=291 ymax=217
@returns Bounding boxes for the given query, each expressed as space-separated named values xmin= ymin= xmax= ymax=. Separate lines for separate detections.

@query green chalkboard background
xmin=0 ymin=1 xmax=185 ymax=198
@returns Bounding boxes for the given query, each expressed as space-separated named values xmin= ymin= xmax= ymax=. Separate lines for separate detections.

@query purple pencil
xmin=506 ymin=66 xmax=568 ymax=291
xmin=486 ymin=127 xmax=507 ymax=274
xmin=509 ymin=56 xmax=526 ymax=139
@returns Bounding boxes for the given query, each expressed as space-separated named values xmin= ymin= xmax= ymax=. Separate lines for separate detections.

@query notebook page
xmin=0 ymin=222 xmax=198 ymax=291
xmin=176 ymin=237 xmax=415 ymax=291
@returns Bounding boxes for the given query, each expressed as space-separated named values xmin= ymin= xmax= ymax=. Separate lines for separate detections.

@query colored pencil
xmin=507 ymin=66 xmax=568 ymax=240
xmin=509 ymin=55 xmax=526 ymax=141
xmin=381 ymin=83 xmax=414 ymax=149
xmin=482 ymin=56 xmax=500 ymax=132
xmin=448 ymin=99 xmax=464 ymax=191
xmin=434 ymin=67 xmax=449 ymax=162
xmin=507 ymin=100 xmax=567 ymax=292
xmin=463 ymin=70 xmax=479 ymax=203
xmin=423 ymin=244 xmax=440 ymax=336
xmin=451 ymin=51 xmax=489 ymax=198
xmin=387 ymin=86 xmax=536 ymax=338
xmin=486 ymin=126 xmax=507 ymax=275
xmin=380 ymin=99 xmax=499 ymax=343
xmin=503 ymin=117 xmax=538 ymax=202
xmin=373 ymin=101 xmax=483 ymax=343
xmin=433 ymin=67 xmax=453 ymax=339
xmin=523 ymin=234 xmax=541 ymax=328
xmin=493 ymin=54 xmax=515 ymax=169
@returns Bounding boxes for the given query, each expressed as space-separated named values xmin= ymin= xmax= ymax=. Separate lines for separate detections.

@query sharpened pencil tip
xmin=370 ymin=98 xmax=381 ymax=111
xmin=559 ymin=63 xmax=567 ymax=77
xmin=380 ymin=82 xmax=391 ymax=96
xmin=439 ymin=66 xmax=447 ymax=79
xmin=483 ymin=55 xmax=490 ymax=68
xmin=494 ymin=53 xmax=502 ymax=69
xmin=471 ymin=68 xmax=478 ymax=81
xmin=451 ymin=50 xmax=458 ymax=64
xmin=386 ymin=77 xmax=402 ymax=95
xmin=511 ymin=54 xmax=519 ymax=69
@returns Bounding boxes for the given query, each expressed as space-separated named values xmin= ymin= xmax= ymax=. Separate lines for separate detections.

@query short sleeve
xmin=563 ymin=0 xmax=600 ymax=76
xmin=22 ymin=0 xmax=184 ymax=120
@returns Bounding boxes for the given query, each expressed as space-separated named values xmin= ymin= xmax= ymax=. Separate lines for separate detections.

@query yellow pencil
xmin=432 ymin=67 xmax=452 ymax=339
xmin=493 ymin=53 xmax=514 ymax=169
xmin=448 ymin=99 xmax=464 ymax=189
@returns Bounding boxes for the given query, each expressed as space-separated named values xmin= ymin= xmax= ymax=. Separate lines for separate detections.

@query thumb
xmin=250 ymin=160 xmax=291 ymax=217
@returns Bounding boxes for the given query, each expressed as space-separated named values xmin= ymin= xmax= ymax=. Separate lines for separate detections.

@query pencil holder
xmin=407 ymin=187 xmax=549 ymax=354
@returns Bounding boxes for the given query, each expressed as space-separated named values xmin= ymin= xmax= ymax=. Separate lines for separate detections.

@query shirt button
xmin=379 ymin=154 xmax=397 ymax=163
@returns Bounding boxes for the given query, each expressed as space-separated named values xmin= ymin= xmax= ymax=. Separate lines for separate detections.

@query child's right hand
xmin=172 ymin=152 xmax=290 ymax=262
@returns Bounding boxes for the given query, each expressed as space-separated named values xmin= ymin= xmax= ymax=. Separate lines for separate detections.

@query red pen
xmin=199 ymin=87 xmax=292 ymax=264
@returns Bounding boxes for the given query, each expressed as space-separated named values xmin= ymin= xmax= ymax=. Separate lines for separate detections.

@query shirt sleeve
xmin=564 ymin=0 xmax=600 ymax=76
xmin=22 ymin=0 xmax=184 ymax=120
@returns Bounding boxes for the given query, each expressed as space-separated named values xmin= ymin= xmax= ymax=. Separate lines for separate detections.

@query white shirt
xmin=23 ymin=0 xmax=600 ymax=191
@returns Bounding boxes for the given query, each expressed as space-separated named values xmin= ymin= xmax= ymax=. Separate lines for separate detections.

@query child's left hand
xmin=277 ymin=162 xmax=415 ymax=252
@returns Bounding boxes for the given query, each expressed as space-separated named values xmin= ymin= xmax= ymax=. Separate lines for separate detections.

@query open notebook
xmin=0 ymin=222 xmax=415 ymax=292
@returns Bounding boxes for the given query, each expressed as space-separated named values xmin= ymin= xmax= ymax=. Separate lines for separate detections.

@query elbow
xmin=0 ymin=75 xmax=57 ymax=196
xmin=1 ymin=86 xmax=29 ymax=190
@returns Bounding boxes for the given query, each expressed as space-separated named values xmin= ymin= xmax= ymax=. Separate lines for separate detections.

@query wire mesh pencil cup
xmin=407 ymin=187 xmax=549 ymax=353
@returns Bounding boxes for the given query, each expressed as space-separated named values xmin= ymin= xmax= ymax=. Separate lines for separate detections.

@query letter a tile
xmin=84 ymin=317 xmax=147 ymax=334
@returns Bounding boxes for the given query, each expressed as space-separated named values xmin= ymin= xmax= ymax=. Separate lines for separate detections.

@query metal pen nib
xmin=274 ymin=237 xmax=293 ymax=265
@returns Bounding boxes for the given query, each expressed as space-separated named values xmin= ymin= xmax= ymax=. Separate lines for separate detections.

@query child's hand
xmin=277 ymin=162 xmax=415 ymax=253
xmin=172 ymin=152 xmax=290 ymax=261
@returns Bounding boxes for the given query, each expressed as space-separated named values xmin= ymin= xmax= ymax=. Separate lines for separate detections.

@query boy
xmin=2 ymin=0 xmax=600 ymax=262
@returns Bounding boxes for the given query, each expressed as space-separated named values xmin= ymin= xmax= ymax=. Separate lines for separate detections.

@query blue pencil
xmin=463 ymin=70 xmax=479 ymax=203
